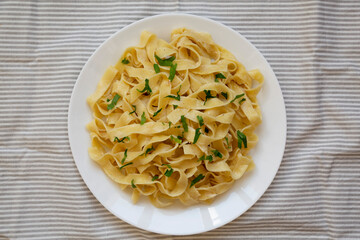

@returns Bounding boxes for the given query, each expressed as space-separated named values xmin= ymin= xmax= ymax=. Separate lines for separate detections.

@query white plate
xmin=68 ymin=13 xmax=286 ymax=235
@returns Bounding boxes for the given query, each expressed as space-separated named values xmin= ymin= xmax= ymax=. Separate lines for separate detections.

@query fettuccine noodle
xmin=87 ymin=28 xmax=263 ymax=207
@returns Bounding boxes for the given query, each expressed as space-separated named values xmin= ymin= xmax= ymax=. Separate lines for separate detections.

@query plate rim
xmin=68 ymin=13 xmax=287 ymax=235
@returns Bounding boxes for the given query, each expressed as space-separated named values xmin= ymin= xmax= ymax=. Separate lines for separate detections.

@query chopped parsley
xmin=193 ymin=128 xmax=202 ymax=144
xmin=107 ymin=94 xmax=121 ymax=110
xmin=165 ymin=85 xmax=181 ymax=101
xmin=153 ymin=108 xmax=162 ymax=117
xmin=190 ymin=174 xmax=205 ymax=188
xmin=212 ymin=149 xmax=223 ymax=158
xmin=151 ymin=175 xmax=159 ymax=181
xmin=162 ymin=164 xmax=174 ymax=177
xmin=119 ymin=162 xmax=133 ymax=170
xmin=197 ymin=115 xmax=204 ymax=127
xmin=169 ymin=63 xmax=177 ymax=81
xmin=106 ymin=98 xmax=110 ymax=102
xmin=155 ymin=55 xmax=175 ymax=66
xmin=129 ymin=104 xmax=136 ymax=115
xmin=114 ymin=136 xmax=130 ymax=143
xmin=237 ymin=130 xmax=248 ymax=149
xmin=153 ymin=63 xmax=160 ymax=73
xmin=170 ymin=135 xmax=182 ymax=144
xmin=168 ymin=121 xmax=172 ymax=129
xmin=173 ymin=105 xmax=178 ymax=109
xmin=221 ymin=92 xmax=228 ymax=99
xmin=131 ymin=179 xmax=136 ymax=188
xmin=230 ymin=93 xmax=245 ymax=103
xmin=203 ymin=90 xmax=216 ymax=105
xmin=121 ymin=57 xmax=130 ymax=64
xmin=225 ymin=136 xmax=231 ymax=149
xmin=198 ymin=155 xmax=213 ymax=162
xmin=141 ymin=146 xmax=154 ymax=156
xmin=181 ymin=115 xmax=188 ymax=132
xmin=121 ymin=149 xmax=128 ymax=164
xmin=137 ymin=78 xmax=152 ymax=95
xmin=140 ymin=112 xmax=146 ymax=125
xmin=215 ymin=73 xmax=226 ymax=82
xmin=239 ymin=98 xmax=246 ymax=104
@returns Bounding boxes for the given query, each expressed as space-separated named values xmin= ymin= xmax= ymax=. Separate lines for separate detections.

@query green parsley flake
xmin=239 ymin=98 xmax=246 ymax=104
xmin=152 ymin=175 xmax=159 ymax=181
xmin=203 ymin=90 xmax=216 ymax=105
xmin=119 ymin=162 xmax=133 ymax=170
xmin=237 ymin=130 xmax=248 ymax=149
xmin=197 ymin=115 xmax=204 ymax=127
xmin=153 ymin=108 xmax=162 ymax=117
xmin=230 ymin=93 xmax=245 ymax=103
xmin=140 ymin=112 xmax=146 ymax=125
xmin=121 ymin=149 xmax=128 ymax=164
xmin=153 ymin=63 xmax=160 ymax=73
xmin=106 ymin=98 xmax=110 ymax=102
xmin=225 ymin=136 xmax=231 ymax=149
xmin=165 ymin=85 xmax=181 ymax=101
xmin=170 ymin=135 xmax=182 ymax=144
xmin=173 ymin=105 xmax=178 ymax=109
xmin=121 ymin=57 xmax=130 ymax=64
xmin=168 ymin=121 xmax=172 ymax=129
xmin=137 ymin=79 xmax=152 ymax=95
xmin=215 ymin=73 xmax=226 ymax=80
xmin=190 ymin=174 xmax=205 ymax=188
xmin=155 ymin=55 xmax=175 ymax=66
xmin=107 ymin=94 xmax=121 ymax=110
xmin=193 ymin=128 xmax=202 ymax=144
xmin=162 ymin=164 xmax=174 ymax=177
xmin=169 ymin=63 xmax=177 ymax=81
xmin=114 ymin=136 xmax=130 ymax=143
xmin=129 ymin=104 xmax=136 ymax=115
xmin=198 ymin=155 xmax=213 ymax=162
xmin=181 ymin=115 xmax=188 ymax=132
xmin=221 ymin=92 xmax=228 ymax=99
xmin=212 ymin=149 xmax=223 ymax=158
xmin=131 ymin=179 xmax=136 ymax=188
xmin=141 ymin=146 xmax=154 ymax=156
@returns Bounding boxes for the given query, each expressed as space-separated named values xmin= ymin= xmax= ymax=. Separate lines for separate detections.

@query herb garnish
xmin=121 ymin=149 xmax=128 ymax=164
xmin=140 ymin=112 xmax=146 ymax=125
xmin=106 ymin=98 xmax=110 ymax=102
xmin=173 ymin=105 xmax=178 ymax=109
xmin=239 ymin=98 xmax=246 ymax=104
xmin=165 ymin=85 xmax=181 ymax=101
xmin=203 ymin=90 xmax=216 ymax=105
xmin=170 ymin=135 xmax=182 ymax=144
xmin=193 ymin=128 xmax=202 ymax=144
xmin=237 ymin=130 xmax=248 ymax=149
xmin=230 ymin=93 xmax=245 ymax=103
xmin=215 ymin=73 xmax=226 ymax=82
xmin=137 ymin=79 xmax=152 ymax=95
xmin=119 ymin=162 xmax=133 ymax=170
xmin=221 ymin=92 xmax=228 ymax=99
xmin=152 ymin=175 xmax=159 ymax=181
xmin=114 ymin=136 xmax=130 ymax=143
xmin=129 ymin=104 xmax=136 ymax=115
xmin=131 ymin=179 xmax=136 ymax=188
xmin=168 ymin=121 xmax=172 ymax=129
xmin=225 ymin=136 xmax=231 ymax=149
xmin=169 ymin=63 xmax=177 ymax=81
xmin=162 ymin=164 xmax=174 ymax=177
xmin=153 ymin=63 xmax=160 ymax=73
xmin=153 ymin=108 xmax=162 ymax=117
xmin=141 ymin=146 xmax=154 ymax=156
xmin=197 ymin=116 xmax=204 ymax=127
xmin=155 ymin=55 xmax=175 ymax=66
xmin=198 ymin=155 xmax=213 ymax=162
xmin=212 ymin=149 xmax=223 ymax=158
xmin=121 ymin=57 xmax=130 ymax=64
xmin=107 ymin=94 xmax=121 ymax=110
xmin=190 ymin=174 xmax=205 ymax=188
xmin=181 ymin=115 xmax=188 ymax=132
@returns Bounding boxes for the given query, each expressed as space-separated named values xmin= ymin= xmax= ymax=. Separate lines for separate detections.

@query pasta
xmin=86 ymin=28 xmax=263 ymax=207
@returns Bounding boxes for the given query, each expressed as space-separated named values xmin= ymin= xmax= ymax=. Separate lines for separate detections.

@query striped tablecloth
xmin=1 ymin=1 xmax=359 ymax=239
